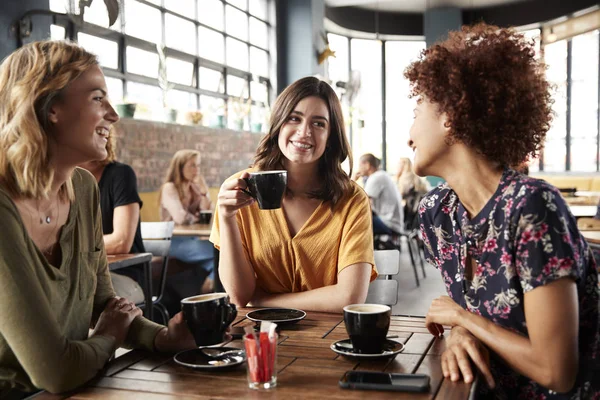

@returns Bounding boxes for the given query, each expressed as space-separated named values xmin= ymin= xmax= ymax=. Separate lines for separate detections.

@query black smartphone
xmin=339 ymin=371 xmax=430 ymax=392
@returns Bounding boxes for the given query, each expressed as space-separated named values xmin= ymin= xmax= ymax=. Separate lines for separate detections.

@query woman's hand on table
xmin=154 ymin=312 xmax=233 ymax=353
xmin=91 ymin=296 xmax=142 ymax=348
xmin=425 ymin=295 xmax=467 ymax=336
xmin=218 ymin=172 xmax=254 ymax=219
xmin=442 ymin=326 xmax=495 ymax=389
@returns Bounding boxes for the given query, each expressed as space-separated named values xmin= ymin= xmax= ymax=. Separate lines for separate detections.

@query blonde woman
xmin=0 ymin=41 xmax=195 ymax=397
xmin=394 ymin=157 xmax=429 ymax=198
xmin=159 ymin=150 xmax=214 ymax=292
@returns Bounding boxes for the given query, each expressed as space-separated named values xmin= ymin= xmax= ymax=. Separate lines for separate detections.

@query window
xmin=52 ymin=0 xmax=274 ymax=128
xmin=351 ymin=39 xmax=383 ymax=160
xmin=77 ymin=33 xmax=118 ymax=69
xmin=385 ymin=41 xmax=426 ymax=176
xmin=543 ymin=40 xmax=568 ymax=172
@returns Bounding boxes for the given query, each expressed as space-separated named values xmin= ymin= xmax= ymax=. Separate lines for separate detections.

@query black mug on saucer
xmin=343 ymin=304 xmax=391 ymax=354
xmin=242 ymin=170 xmax=287 ymax=210
xmin=181 ymin=293 xmax=237 ymax=347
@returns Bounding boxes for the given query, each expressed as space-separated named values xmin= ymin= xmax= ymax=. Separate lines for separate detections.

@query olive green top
xmin=0 ymin=168 xmax=163 ymax=394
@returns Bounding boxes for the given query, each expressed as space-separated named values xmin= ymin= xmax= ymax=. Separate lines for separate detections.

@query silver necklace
xmin=36 ymin=197 xmax=58 ymax=224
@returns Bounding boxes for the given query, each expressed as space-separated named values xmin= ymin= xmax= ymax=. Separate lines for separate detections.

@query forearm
xmin=250 ymin=284 xmax=361 ymax=313
xmin=458 ymin=311 xmax=564 ymax=389
xmin=218 ymin=216 xmax=256 ymax=307
xmin=103 ymin=233 xmax=131 ymax=255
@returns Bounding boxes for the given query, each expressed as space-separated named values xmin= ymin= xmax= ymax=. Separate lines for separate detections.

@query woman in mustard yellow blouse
xmin=210 ymin=77 xmax=377 ymax=313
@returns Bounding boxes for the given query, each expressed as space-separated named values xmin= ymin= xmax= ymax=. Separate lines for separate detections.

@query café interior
xmin=0 ymin=0 xmax=599 ymax=398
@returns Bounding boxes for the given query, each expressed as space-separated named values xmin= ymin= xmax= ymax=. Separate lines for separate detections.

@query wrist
xmin=153 ymin=327 xmax=169 ymax=352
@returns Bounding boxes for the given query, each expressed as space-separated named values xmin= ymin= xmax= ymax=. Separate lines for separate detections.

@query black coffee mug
xmin=199 ymin=210 xmax=212 ymax=224
xmin=181 ymin=293 xmax=237 ymax=347
xmin=343 ymin=304 xmax=391 ymax=354
xmin=242 ymin=170 xmax=287 ymax=210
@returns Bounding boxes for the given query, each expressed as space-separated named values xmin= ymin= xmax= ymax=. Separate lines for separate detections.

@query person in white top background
xmin=358 ymin=154 xmax=404 ymax=239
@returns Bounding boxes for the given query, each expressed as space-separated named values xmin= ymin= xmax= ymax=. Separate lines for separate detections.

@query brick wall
xmin=112 ymin=119 xmax=264 ymax=192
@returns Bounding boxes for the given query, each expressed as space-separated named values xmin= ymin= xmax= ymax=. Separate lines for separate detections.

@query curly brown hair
xmin=404 ymin=23 xmax=553 ymax=167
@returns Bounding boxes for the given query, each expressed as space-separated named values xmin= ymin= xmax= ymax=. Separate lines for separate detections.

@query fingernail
xmin=465 ymin=375 xmax=472 ymax=383
xmin=451 ymin=374 xmax=457 ymax=381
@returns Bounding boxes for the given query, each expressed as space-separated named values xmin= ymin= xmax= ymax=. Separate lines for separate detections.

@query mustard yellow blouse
xmin=210 ymin=170 xmax=377 ymax=294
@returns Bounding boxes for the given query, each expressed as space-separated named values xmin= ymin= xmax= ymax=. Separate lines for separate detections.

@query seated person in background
xmin=211 ymin=76 xmax=377 ymax=313
xmin=160 ymin=150 xmax=214 ymax=294
xmin=394 ymin=157 xmax=430 ymax=198
xmin=406 ymin=23 xmax=599 ymax=398
xmin=79 ymin=134 xmax=146 ymax=305
xmin=358 ymin=153 xmax=404 ymax=240
xmin=0 ymin=40 xmax=195 ymax=398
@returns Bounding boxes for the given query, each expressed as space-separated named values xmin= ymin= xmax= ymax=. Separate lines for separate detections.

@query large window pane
xmin=570 ymin=30 xmax=599 ymax=172
xmin=127 ymin=82 xmax=162 ymax=109
xmin=50 ymin=0 xmax=68 ymax=13
xmin=199 ymin=67 xmax=224 ymax=93
xmin=198 ymin=0 xmax=224 ymax=31
xmin=166 ymin=58 xmax=194 ymax=85
xmin=199 ymin=27 xmax=225 ymax=63
xmin=251 ymin=80 xmax=268 ymax=103
xmin=543 ymin=40 xmax=567 ymax=169
xmin=167 ymin=90 xmax=198 ymax=110
xmin=250 ymin=18 xmax=268 ymax=49
xmin=327 ymin=34 xmax=349 ymax=84
xmin=227 ymin=75 xmax=248 ymax=98
xmin=385 ymin=41 xmax=425 ymax=175
xmin=250 ymin=47 xmax=268 ymax=77
xmin=164 ymin=0 xmax=195 ymax=16
xmin=542 ymin=138 xmax=567 ymax=172
xmin=200 ymin=95 xmax=226 ymax=127
xmin=227 ymin=0 xmax=247 ymax=11
xmin=226 ymin=37 xmax=249 ymax=71
xmin=126 ymin=47 xmax=159 ymax=78
xmin=351 ymin=39 xmax=383 ymax=161
xmin=226 ymin=5 xmax=248 ymax=41
xmin=77 ymin=33 xmax=118 ymax=69
xmin=166 ymin=14 xmax=196 ymax=55
xmin=125 ymin=1 xmax=161 ymax=44
xmin=249 ymin=0 xmax=268 ymax=20
xmin=50 ymin=25 xmax=65 ymax=40
xmin=105 ymin=77 xmax=123 ymax=104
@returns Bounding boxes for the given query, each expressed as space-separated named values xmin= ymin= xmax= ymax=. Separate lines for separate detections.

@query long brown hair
xmin=159 ymin=149 xmax=201 ymax=205
xmin=254 ymin=76 xmax=353 ymax=207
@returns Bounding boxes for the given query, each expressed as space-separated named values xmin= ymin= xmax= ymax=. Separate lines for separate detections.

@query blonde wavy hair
xmin=159 ymin=149 xmax=207 ymax=204
xmin=0 ymin=40 xmax=99 ymax=200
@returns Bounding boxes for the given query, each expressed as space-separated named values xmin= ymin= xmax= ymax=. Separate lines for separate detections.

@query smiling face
xmin=408 ymin=97 xmax=451 ymax=177
xmin=47 ymin=65 xmax=119 ymax=166
xmin=278 ymin=96 xmax=330 ymax=168
xmin=182 ymin=155 xmax=200 ymax=182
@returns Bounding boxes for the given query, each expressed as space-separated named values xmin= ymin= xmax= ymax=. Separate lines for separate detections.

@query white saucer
xmin=330 ymin=339 xmax=404 ymax=358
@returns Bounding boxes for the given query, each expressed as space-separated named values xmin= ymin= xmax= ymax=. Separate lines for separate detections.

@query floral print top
xmin=419 ymin=169 xmax=599 ymax=400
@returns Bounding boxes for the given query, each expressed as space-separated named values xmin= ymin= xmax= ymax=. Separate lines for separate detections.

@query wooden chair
xmin=140 ymin=221 xmax=175 ymax=324
xmin=366 ymin=250 xmax=400 ymax=306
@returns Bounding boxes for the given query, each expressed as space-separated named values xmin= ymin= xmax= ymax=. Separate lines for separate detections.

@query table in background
xmin=108 ymin=253 xmax=153 ymax=320
xmin=582 ymin=231 xmax=600 ymax=246
xmin=173 ymin=223 xmax=223 ymax=293
xmin=569 ymin=205 xmax=597 ymax=218
xmin=33 ymin=307 xmax=473 ymax=399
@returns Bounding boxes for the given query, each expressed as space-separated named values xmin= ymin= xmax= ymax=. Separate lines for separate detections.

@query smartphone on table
xmin=339 ymin=370 xmax=430 ymax=392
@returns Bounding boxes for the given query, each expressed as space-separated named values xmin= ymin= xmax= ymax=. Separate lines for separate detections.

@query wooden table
xmin=35 ymin=308 xmax=472 ymax=399
xmin=582 ymin=230 xmax=600 ymax=245
xmin=108 ymin=253 xmax=153 ymax=320
xmin=173 ymin=223 xmax=212 ymax=239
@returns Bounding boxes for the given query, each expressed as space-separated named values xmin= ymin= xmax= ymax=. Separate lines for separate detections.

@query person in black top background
xmin=80 ymin=133 xmax=146 ymax=304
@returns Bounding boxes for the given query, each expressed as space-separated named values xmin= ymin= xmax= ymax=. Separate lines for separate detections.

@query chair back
xmin=141 ymin=221 xmax=175 ymax=240
xmin=374 ymin=249 xmax=400 ymax=278
xmin=366 ymin=280 xmax=398 ymax=306
xmin=403 ymin=190 xmax=423 ymax=231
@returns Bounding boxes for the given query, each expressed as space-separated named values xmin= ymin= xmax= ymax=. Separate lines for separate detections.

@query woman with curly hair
xmin=210 ymin=76 xmax=376 ymax=312
xmin=408 ymin=23 xmax=599 ymax=398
